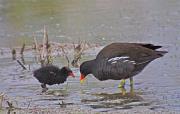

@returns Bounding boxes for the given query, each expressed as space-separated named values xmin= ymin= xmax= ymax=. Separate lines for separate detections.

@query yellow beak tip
xmin=80 ymin=79 xmax=85 ymax=84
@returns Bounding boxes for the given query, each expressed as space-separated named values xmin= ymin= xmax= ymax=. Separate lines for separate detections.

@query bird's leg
xmin=118 ymin=79 xmax=126 ymax=88
xmin=130 ymin=77 xmax=133 ymax=87
xmin=130 ymin=77 xmax=134 ymax=95
xmin=41 ymin=83 xmax=48 ymax=93
xmin=41 ymin=83 xmax=46 ymax=88
xmin=130 ymin=85 xmax=134 ymax=96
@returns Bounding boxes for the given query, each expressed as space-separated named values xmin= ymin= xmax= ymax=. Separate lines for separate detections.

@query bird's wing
xmin=106 ymin=56 xmax=136 ymax=73
xmin=96 ymin=43 xmax=163 ymax=60
xmin=95 ymin=57 xmax=136 ymax=80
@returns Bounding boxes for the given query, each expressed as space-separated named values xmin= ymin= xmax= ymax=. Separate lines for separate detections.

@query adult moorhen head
xmin=33 ymin=65 xmax=75 ymax=92
xmin=80 ymin=43 xmax=167 ymax=93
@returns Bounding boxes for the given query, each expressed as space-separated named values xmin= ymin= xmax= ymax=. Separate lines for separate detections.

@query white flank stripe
xmin=111 ymin=61 xmax=117 ymax=64
xmin=108 ymin=56 xmax=129 ymax=62
xmin=123 ymin=60 xmax=129 ymax=62
xmin=123 ymin=60 xmax=136 ymax=64
xmin=136 ymin=60 xmax=150 ymax=65
xmin=129 ymin=61 xmax=136 ymax=64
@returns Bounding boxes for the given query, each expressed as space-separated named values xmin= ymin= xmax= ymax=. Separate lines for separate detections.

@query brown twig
xmin=33 ymin=33 xmax=40 ymax=64
xmin=40 ymin=27 xmax=46 ymax=66
xmin=39 ymin=26 xmax=52 ymax=66
xmin=20 ymin=43 xmax=25 ymax=55
xmin=0 ymin=93 xmax=4 ymax=109
xmin=71 ymin=41 xmax=85 ymax=67
xmin=60 ymin=46 xmax=70 ymax=67
xmin=7 ymin=101 xmax=14 ymax=109
xmin=33 ymin=33 xmax=39 ymax=52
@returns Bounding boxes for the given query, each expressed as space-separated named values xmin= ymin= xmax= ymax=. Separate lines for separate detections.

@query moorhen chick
xmin=80 ymin=43 xmax=167 ymax=90
xmin=33 ymin=65 xmax=75 ymax=92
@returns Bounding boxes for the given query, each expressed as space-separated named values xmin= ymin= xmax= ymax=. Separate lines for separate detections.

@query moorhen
xmin=33 ymin=65 xmax=75 ymax=92
xmin=80 ymin=43 xmax=167 ymax=90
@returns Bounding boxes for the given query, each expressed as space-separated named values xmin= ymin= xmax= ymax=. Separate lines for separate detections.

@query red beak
xmin=80 ymin=74 xmax=85 ymax=84
xmin=80 ymin=74 xmax=85 ymax=80
xmin=68 ymin=72 xmax=75 ymax=77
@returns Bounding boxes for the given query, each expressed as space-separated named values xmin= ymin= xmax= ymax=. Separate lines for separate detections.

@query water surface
xmin=0 ymin=0 xmax=180 ymax=113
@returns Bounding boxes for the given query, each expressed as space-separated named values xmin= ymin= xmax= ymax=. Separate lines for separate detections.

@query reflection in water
xmin=20 ymin=55 xmax=25 ymax=65
xmin=81 ymin=92 xmax=150 ymax=111
xmin=45 ymin=89 xmax=68 ymax=97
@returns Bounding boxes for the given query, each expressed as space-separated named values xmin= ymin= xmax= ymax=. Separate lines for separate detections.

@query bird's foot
xmin=120 ymin=87 xmax=126 ymax=96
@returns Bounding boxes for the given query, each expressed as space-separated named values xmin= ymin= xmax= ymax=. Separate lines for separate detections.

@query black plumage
xmin=33 ymin=65 xmax=74 ymax=92
xmin=80 ymin=43 xmax=167 ymax=83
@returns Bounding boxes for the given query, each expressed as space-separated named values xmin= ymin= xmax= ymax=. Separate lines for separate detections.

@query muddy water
xmin=0 ymin=0 xmax=180 ymax=113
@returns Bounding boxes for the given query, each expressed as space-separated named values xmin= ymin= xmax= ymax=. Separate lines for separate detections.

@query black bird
xmin=80 ymin=43 xmax=167 ymax=90
xmin=33 ymin=65 xmax=75 ymax=92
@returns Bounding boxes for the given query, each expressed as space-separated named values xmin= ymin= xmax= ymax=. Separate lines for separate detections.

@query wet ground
xmin=0 ymin=44 xmax=180 ymax=113
xmin=0 ymin=0 xmax=180 ymax=113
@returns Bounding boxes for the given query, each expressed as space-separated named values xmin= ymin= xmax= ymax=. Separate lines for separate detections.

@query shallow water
xmin=0 ymin=0 xmax=180 ymax=113
xmin=0 ymin=44 xmax=180 ymax=112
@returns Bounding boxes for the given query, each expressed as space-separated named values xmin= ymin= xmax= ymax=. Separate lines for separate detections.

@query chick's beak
xmin=69 ymin=72 xmax=75 ymax=77
xmin=80 ymin=74 xmax=85 ymax=84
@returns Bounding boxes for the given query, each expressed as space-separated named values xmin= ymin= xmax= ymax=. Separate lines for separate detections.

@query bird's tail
xmin=140 ymin=44 xmax=162 ymax=50
xmin=156 ymin=51 xmax=168 ymax=57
